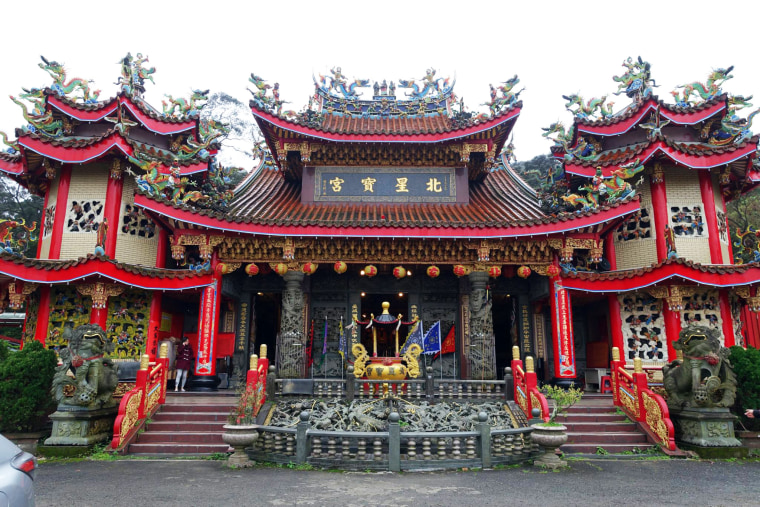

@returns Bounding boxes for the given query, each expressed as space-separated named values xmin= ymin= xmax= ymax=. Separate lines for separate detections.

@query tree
xmin=512 ymin=154 xmax=554 ymax=190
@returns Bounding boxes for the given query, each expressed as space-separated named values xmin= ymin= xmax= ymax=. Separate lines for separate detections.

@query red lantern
xmin=546 ymin=264 xmax=560 ymax=278
xmin=453 ymin=264 xmax=468 ymax=277
xmin=364 ymin=265 xmax=377 ymax=278
xmin=302 ymin=262 xmax=318 ymax=275
xmin=215 ymin=263 xmax=230 ymax=275
xmin=393 ymin=266 xmax=406 ymax=279
xmin=334 ymin=261 xmax=347 ymax=274
xmin=488 ymin=266 xmax=502 ymax=278
xmin=274 ymin=263 xmax=288 ymax=276
xmin=426 ymin=265 xmax=440 ymax=278
xmin=245 ymin=263 xmax=259 ymax=276
xmin=517 ymin=266 xmax=531 ymax=279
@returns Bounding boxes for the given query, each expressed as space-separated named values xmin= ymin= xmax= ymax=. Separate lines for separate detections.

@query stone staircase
xmin=557 ymin=393 xmax=655 ymax=455
xmin=127 ymin=392 xmax=236 ymax=456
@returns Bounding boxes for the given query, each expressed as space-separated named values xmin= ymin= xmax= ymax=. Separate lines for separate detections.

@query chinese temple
xmin=2 ymin=56 xmax=760 ymax=390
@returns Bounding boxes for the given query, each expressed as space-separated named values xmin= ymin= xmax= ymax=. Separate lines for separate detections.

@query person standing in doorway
xmin=175 ymin=336 xmax=193 ymax=392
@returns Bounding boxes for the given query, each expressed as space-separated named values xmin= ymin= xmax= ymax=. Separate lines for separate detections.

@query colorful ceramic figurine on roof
xmin=613 ymin=56 xmax=656 ymax=103
xmin=39 ymin=55 xmax=99 ymax=103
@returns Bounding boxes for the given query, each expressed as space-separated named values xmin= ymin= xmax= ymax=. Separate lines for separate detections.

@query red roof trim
xmin=0 ymin=158 xmax=23 ymax=176
xmin=577 ymin=100 xmax=726 ymax=136
xmin=565 ymin=140 xmax=757 ymax=177
xmin=251 ymin=108 xmax=520 ymax=143
xmin=17 ymin=132 xmax=207 ymax=175
xmin=0 ymin=256 xmax=213 ymax=290
xmin=135 ymin=193 xmax=640 ymax=239
xmin=561 ymin=262 xmax=760 ymax=293
xmin=48 ymin=95 xmax=196 ymax=135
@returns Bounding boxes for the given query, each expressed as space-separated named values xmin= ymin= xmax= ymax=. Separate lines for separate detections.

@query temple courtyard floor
xmin=35 ymin=457 xmax=760 ymax=506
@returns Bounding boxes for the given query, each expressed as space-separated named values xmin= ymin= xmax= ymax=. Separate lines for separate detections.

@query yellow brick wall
xmin=58 ymin=165 xmax=108 ymax=260
xmin=114 ymin=178 xmax=159 ymax=266
xmin=666 ymin=166 xmax=711 ymax=264
xmin=614 ymin=179 xmax=658 ymax=269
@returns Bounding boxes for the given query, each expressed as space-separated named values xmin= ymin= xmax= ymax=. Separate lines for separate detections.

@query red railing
xmin=111 ymin=345 xmax=169 ymax=450
xmin=511 ymin=346 xmax=549 ymax=422
xmin=610 ymin=347 xmax=676 ymax=451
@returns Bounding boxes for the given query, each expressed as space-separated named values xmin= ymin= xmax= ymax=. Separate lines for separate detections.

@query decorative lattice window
xmin=615 ymin=208 xmax=652 ymax=242
xmin=43 ymin=205 xmax=55 ymax=238
xmin=669 ymin=204 xmax=706 ymax=237
xmin=66 ymin=200 xmax=103 ymax=233
xmin=619 ymin=293 xmax=667 ymax=364
xmin=681 ymin=290 xmax=722 ymax=344
xmin=717 ymin=211 xmax=728 ymax=244
xmin=121 ymin=204 xmax=156 ymax=239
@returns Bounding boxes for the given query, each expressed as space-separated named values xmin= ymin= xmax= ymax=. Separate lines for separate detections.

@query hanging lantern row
xmin=453 ymin=264 xmax=470 ymax=277
xmin=274 ymin=263 xmax=288 ymax=276
xmin=393 ymin=266 xmax=406 ymax=279
xmin=488 ymin=266 xmax=502 ymax=278
xmin=546 ymin=264 xmax=561 ymax=278
xmin=302 ymin=262 xmax=318 ymax=275
xmin=215 ymin=263 xmax=238 ymax=275
xmin=364 ymin=265 xmax=378 ymax=278
xmin=245 ymin=263 xmax=259 ymax=276
xmin=334 ymin=261 xmax=347 ymax=274
xmin=427 ymin=265 xmax=440 ymax=278
xmin=517 ymin=266 xmax=531 ymax=279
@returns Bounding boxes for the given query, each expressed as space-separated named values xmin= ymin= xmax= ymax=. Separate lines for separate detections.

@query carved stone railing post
xmin=389 ymin=412 xmax=401 ymax=472
xmin=296 ymin=411 xmax=310 ymax=464
xmin=477 ymin=412 xmax=491 ymax=468
xmin=346 ymin=366 xmax=355 ymax=401
xmin=504 ymin=367 xmax=513 ymax=401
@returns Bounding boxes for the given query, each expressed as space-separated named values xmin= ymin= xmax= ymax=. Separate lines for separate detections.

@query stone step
xmin=152 ymin=412 xmax=231 ymax=423
xmin=564 ymin=405 xmax=618 ymax=414
xmin=565 ymin=432 xmax=649 ymax=444
xmin=127 ymin=442 xmax=230 ymax=456
xmin=559 ymin=421 xmax=638 ymax=432
xmin=160 ymin=404 xmax=236 ymax=413
xmin=135 ymin=432 xmax=225 ymax=444
xmin=145 ymin=421 xmax=227 ymax=433
xmin=560 ymin=443 xmax=655 ymax=454
xmin=555 ymin=413 xmax=628 ymax=423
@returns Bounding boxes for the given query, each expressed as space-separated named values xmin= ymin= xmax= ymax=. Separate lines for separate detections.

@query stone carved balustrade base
xmin=44 ymin=407 xmax=117 ymax=446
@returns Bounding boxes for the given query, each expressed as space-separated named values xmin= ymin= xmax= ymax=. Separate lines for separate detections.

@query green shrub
xmin=0 ymin=341 xmax=58 ymax=432
xmin=729 ymin=345 xmax=760 ymax=431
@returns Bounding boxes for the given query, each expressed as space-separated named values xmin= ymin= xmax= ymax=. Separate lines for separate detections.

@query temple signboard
xmin=314 ymin=166 xmax=457 ymax=203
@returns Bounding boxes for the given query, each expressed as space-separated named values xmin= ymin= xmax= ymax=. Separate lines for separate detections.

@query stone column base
xmin=671 ymin=407 xmax=741 ymax=448
xmin=44 ymin=407 xmax=117 ymax=446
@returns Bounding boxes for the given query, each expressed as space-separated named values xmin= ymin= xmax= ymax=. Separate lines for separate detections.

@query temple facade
xmin=1 ymin=56 xmax=760 ymax=389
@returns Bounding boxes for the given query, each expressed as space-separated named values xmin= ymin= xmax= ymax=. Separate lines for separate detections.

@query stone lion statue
xmin=51 ymin=324 xmax=119 ymax=409
xmin=662 ymin=325 xmax=737 ymax=409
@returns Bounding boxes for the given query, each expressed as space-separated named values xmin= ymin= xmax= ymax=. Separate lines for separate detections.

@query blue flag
xmin=400 ymin=320 xmax=424 ymax=354
xmin=423 ymin=321 xmax=441 ymax=355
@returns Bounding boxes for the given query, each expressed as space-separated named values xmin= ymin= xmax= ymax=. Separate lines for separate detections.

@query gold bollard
xmin=159 ymin=342 xmax=168 ymax=359
xmin=260 ymin=344 xmax=267 ymax=359
xmin=633 ymin=357 xmax=643 ymax=374
xmin=612 ymin=347 xmax=620 ymax=362
xmin=249 ymin=354 xmax=258 ymax=371
xmin=140 ymin=354 xmax=150 ymax=370
xmin=526 ymin=356 xmax=535 ymax=373
xmin=512 ymin=345 xmax=520 ymax=361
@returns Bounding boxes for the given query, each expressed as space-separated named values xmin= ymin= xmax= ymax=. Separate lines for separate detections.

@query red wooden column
xmin=604 ymin=231 xmax=617 ymax=271
xmin=698 ymin=170 xmax=723 ymax=264
xmin=195 ymin=253 xmax=222 ymax=379
xmin=155 ymin=227 xmax=168 ymax=268
xmin=146 ymin=292 xmax=163 ymax=360
xmin=607 ymin=294 xmax=625 ymax=358
xmin=649 ymin=166 xmax=669 ymax=263
xmin=36 ymin=185 xmax=51 ymax=259
xmin=103 ymin=164 xmax=125 ymax=258
xmin=77 ymin=282 xmax=123 ymax=331
xmin=33 ymin=285 xmax=52 ymax=345
xmin=662 ymin=302 xmax=681 ymax=360
xmin=719 ymin=290 xmax=735 ymax=347
xmin=48 ymin=165 xmax=72 ymax=260
xmin=550 ymin=273 xmax=577 ymax=383
xmin=718 ymin=180 xmax=734 ymax=263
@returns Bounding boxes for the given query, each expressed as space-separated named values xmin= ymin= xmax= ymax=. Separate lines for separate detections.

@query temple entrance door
xmin=254 ymin=292 xmax=280 ymax=367
xmin=492 ymin=294 xmax=515 ymax=379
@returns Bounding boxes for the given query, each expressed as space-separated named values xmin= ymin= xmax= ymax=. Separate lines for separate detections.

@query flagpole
xmin=323 ymin=315 xmax=328 ymax=380
xmin=439 ymin=321 xmax=443 ymax=381
xmin=340 ymin=316 xmax=344 ymax=381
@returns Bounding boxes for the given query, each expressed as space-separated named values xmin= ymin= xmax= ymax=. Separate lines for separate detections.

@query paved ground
xmin=35 ymin=458 xmax=760 ymax=506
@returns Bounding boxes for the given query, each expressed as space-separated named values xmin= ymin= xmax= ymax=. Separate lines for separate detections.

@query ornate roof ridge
xmin=47 ymin=90 xmax=199 ymax=124
xmin=575 ymin=94 xmax=728 ymax=128
xmin=565 ymin=256 xmax=753 ymax=281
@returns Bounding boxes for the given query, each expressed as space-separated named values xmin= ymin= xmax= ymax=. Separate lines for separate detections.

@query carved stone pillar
xmin=279 ymin=271 xmax=306 ymax=378
xmin=466 ymin=271 xmax=496 ymax=380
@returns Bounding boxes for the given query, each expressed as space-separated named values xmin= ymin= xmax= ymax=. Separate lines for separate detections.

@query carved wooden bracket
xmin=76 ymin=282 xmax=125 ymax=309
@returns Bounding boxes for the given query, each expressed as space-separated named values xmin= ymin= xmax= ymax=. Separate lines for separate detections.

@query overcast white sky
xmin=2 ymin=0 xmax=760 ymax=166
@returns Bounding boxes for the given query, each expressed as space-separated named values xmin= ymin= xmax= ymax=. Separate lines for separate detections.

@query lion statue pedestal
xmin=45 ymin=324 xmax=120 ymax=446
xmin=662 ymin=325 xmax=745 ymax=457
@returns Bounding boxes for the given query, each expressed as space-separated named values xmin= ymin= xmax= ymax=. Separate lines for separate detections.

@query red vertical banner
xmin=551 ymin=279 xmax=576 ymax=378
xmin=195 ymin=279 xmax=220 ymax=376
xmin=146 ymin=292 xmax=162 ymax=360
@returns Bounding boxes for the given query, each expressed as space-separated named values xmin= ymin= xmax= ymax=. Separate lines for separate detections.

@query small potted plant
xmin=222 ymin=381 xmax=261 ymax=467
xmin=530 ymin=385 xmax=583 ymax=469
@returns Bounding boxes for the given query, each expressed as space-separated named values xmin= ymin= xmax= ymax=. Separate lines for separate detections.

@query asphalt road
xmin=35 ymin=458 xmax=760 ymax=507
